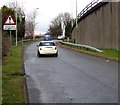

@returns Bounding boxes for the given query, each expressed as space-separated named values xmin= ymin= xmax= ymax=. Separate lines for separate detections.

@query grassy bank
xmin=2 ymin=45 xmax=25 ymax=103
xmin=59 ymin=42 xmax=119 ymax=61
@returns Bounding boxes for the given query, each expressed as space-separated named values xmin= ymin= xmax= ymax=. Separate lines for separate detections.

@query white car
xmin=57 ymin=35 xmax=64 ymax=40
xmin=37 ymin=41 xmax=58 ymax=57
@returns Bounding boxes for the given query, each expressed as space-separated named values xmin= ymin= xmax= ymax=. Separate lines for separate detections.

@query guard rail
xmin=60 ymin=41 xmax=103 ymax=53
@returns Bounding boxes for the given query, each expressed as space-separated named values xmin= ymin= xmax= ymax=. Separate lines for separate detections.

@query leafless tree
xmin=47 ymin=12 xmax=73 ymax=37
xmin=25 ymin=9 xmax=37 ymax=37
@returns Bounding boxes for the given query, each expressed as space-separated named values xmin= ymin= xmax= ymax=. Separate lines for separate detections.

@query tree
xmin=25 ymin=9 xmax=37 ymax=37
xmin=17 ymin=7 xmax=25 ymax=39
xmin=1 ymin=4 xmax=25 ymax=58
xmin=48 ymin=22 xmax=62 ymax=37
xmin=8 ymin=2 xmax=26 ymax=39
xmin=2 ymin=5 xmax=16 ymax=33
xmin=2 ymin=4 xmax=25 ymax=39
xmin=47 ymin=12 xmax=73 ymax=38
xmin=1 ymin=5 xmax=16 ymax=58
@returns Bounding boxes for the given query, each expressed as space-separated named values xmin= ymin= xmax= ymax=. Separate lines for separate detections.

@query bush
xmin=2 ymin=32 xmax=11 ymax=61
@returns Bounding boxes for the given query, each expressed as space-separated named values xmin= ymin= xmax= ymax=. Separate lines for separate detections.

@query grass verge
xmin=2 ymin=45 xmax=25 ymax=103
xmin=59 ymin=42 xmax=120 ymax=61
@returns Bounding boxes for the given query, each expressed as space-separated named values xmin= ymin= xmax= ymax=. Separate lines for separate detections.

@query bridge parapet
xmin=77 ymin=0 xmax=100 ymax=19
xmin=73 ymin=0 xmax=108 ymax=29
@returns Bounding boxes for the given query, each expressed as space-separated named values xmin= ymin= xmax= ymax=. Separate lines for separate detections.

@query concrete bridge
xmin=72 ymin=0 xmax=120 ymax=50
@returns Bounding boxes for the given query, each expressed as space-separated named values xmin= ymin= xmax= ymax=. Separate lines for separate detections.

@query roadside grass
xmin=2 ymin=45 xmax=25 ymax=103
xmin=2 ymin=39 xmax=40 ymax=104
xmin=59 ymin=42 xmax=119 ymax=61
xmin=99 ymin=49 xmax=119 ymax=60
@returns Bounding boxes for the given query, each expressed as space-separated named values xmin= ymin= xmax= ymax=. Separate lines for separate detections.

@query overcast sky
xmin=0 ymin=0 xmax=95 ymax=34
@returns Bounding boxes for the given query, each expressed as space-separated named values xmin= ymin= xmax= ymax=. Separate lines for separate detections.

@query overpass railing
xmin=77 ymin=0 xmax=101 ymax=19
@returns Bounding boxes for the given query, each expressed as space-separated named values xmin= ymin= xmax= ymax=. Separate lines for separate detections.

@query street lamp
xmin=76 ymin=0 xmax=78 ymax=29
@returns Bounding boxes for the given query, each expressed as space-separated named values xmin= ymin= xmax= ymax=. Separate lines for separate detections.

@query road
xmin=24 ymin=41 xmax=118 ymax=103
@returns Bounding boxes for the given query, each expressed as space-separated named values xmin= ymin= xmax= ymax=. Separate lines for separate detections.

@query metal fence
xmin=60 ymin=41 xmax=103 ymax=53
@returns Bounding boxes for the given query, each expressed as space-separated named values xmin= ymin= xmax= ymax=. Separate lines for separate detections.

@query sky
xmin=0 ymin=0 xmax=95 ymax=34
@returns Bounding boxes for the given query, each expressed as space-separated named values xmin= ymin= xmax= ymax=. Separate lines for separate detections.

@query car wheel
xmin=55 ymin=53 xmax=58 ymax=57
xmin=37 ymin=51 xmax=41 ymax=57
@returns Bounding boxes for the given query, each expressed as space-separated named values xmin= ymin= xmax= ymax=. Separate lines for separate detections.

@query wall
xmin=72 ymin=2 xmax=119 ymax=50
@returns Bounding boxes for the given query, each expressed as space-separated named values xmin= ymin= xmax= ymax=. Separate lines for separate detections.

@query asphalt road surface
xmin=24 ymin=41 xmax=118 ymax=103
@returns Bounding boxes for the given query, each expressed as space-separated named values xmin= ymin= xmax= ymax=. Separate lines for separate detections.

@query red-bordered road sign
xmin=4 ymin=14 xmax=16 ymax=30
xmin=4 ymin=14 xmax=16 ymax=25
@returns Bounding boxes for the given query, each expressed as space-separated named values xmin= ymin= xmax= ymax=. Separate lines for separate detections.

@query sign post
xmin=10 ymin=30 xmax=12 ymax=45
xmin=3 ymin=14 xmax=16 ymax=45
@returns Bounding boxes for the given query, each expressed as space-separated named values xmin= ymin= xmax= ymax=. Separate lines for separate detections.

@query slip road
xmin=24 ymin=41 xmax=118 ymax=103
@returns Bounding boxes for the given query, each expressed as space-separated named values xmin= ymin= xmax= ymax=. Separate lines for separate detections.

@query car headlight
xmin=55 ymin=47 xmax=57 ymax=50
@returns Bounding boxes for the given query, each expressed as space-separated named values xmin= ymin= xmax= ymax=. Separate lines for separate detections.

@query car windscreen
xmin=39 ymin=42 xmax=56 ymax=46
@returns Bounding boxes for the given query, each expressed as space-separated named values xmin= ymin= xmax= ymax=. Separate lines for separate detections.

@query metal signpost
xmin=3 ymin=15 xmax=16 ymax=45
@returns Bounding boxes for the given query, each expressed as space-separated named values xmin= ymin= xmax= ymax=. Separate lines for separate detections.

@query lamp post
xmin=75 ymin=0 xmax=78 ymax=44
xmin=76 ymin=0 xmax=78 ymax=29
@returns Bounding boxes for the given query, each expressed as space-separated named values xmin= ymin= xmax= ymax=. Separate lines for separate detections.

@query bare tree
xmin=8 ymin=2 xmax=37 ymax=37
xmin=25 ymin=9 xmax=37 ymax=37
xmin=47 ymin=12 xmax=73 ymax=37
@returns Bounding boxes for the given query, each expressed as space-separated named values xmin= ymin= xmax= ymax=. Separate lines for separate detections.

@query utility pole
xmin=76 ymin=0 xmax=78 ymax=29
xmin=33 ymin=8 xmax=39 ymax=40
xmin=10 ymin=30 xmax=12 ymax=45
xmin=75 ymin=0 xmax=78 ymax=44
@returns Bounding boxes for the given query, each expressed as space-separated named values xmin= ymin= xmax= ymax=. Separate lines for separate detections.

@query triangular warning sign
xmin=4 ymin=15 xmax=16 ymax=25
